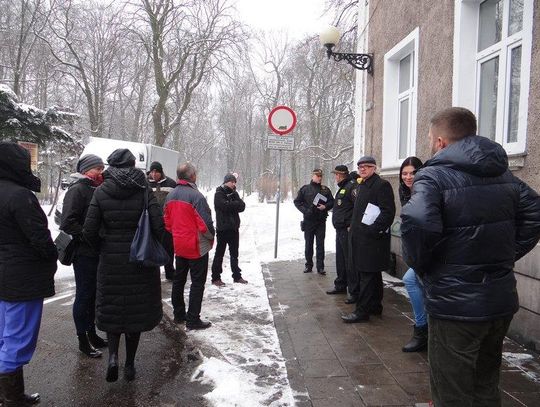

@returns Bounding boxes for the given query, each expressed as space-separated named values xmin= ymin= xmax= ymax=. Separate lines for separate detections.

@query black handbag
xmin=54 ymin=231 xmax=77 ymax=266
xmin=129 ymin=189 xmax=170 ymax=267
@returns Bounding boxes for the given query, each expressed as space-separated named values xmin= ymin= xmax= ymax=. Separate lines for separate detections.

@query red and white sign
xmin=268 ymin=105 xmax=297 ymax=135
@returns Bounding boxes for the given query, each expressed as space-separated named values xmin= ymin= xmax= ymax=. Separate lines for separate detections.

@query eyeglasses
xmin=357 ymin=165 xmax=375 ymax=170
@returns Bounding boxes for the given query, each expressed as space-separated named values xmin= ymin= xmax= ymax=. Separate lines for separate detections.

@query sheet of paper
xmin=362 ymin=203 xmax=381 ymax=225
xmin=313 ymin=193 xmax=328 ymax=206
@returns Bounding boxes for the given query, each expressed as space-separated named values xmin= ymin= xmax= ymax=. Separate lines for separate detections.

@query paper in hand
xmin=313 ymin=193 xmax=328 ymax=206
xmin=361 ymin=203 xmax=381 ymax=225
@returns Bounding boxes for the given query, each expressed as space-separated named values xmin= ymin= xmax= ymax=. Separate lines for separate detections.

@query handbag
xmin=54 ymin=230 xmax=77 ymax=266
xmin=129 ymin=189 xmax=170 ymax=267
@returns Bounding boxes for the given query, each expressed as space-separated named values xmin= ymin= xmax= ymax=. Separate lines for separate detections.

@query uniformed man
xmin=294 ymin=169 xmax=334 ymax=274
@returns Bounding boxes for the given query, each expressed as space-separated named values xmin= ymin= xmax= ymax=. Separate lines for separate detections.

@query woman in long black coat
xmin=83 ymin=149 xmax=163 ymax=382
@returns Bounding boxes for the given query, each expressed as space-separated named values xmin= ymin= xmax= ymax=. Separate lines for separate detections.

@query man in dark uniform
xmin=326 ymin=165 xmax=356 ymax=294
xmin=294 ymin=169 xmax=334 ymax=274
xmin=342 ymin=156 xmax=396 ymax=323
xmin=147 ymin=161 xmax=177 ymax=280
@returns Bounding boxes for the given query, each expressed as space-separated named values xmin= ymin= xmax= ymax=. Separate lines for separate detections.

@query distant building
xmin=353 ymin=0 xmax=539 ymax=351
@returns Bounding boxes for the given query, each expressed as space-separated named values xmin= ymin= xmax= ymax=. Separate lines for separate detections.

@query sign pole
xmin=274 ymin=149 xmax=282 ymax=259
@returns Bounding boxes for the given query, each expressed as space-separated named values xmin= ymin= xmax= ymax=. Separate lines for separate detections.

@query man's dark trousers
xmin=429 ymin=316 xmax=512 ymax=407
xmin=72 ymin=255 xmax=98 ymax=335
xmin=211 ymin=229 xmax=241 ymax=281
xmin=355 ymin=272 xmax=383 ymax=315
xmin=304 ymin=222 xmax=325 ymax=271
xmin=334 ymin=228 xmax=349 ymax=290
xmin=171 ymin=254 xmax=209 ymax=323
xmin=162 ymin=231 xmax=175 ymax=280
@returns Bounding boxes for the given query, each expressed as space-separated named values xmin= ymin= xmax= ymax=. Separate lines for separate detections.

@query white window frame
xmin=453 ymin=0 xmax=533 ymax=155
xmin=381 ymin=27 xmax=419 ymax=171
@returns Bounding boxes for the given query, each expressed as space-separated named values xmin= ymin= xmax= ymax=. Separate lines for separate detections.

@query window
xmin=453 ymin=0 xmax=533 ymax=155
xmin=382 ymin=28 xmax=419 ymax=170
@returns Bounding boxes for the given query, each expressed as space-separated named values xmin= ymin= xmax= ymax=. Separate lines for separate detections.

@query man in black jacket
xmin=401 ymin=107 xmax=540 ymax=406
xmin=61 ymin=154 xmax=106 ymax=358
xmin=211 ymin=173 xmax=246 ymax=286
xmin=326 ymin=165 xmax=356 ymax=295
xmin=342 ymin=156 xmax=396 ymax=323
xmin=0 ymin=142 xmax=57 ymax=405
xmin=147 ymin=161 xmax=177 ymax=280
xmin=294 ymin=169 xmax=334 ymax=274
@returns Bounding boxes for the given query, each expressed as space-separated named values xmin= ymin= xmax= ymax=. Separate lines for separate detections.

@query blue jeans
xmin=403 ymin=268 xmax=427 ymax=327
xmin=73 ymin=255 xmax=98 ymax=335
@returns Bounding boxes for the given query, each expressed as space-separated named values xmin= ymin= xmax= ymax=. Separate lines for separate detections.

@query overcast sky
xmin=234 ymin=0 xmax=330 ymax=39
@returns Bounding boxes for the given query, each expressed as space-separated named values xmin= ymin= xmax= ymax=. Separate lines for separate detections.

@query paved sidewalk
xmin=264 ymin=254 xmax=540 ymax=407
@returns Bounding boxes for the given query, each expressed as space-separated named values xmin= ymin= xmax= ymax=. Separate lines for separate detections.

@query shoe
xmin=341 ymin=312 xmax=370 ymax=323
xmin=88 ymin=330 xmax=108 ymax=348
xmin=326 ymin=287 xmax=346 ymax=295
xmin=344 ymin=297 xmax=357 ymax=304
xmin=124 ymin=364 xmax=136 ymax=381
xmin=106 ymin=363 xmax=118 ymax=382
xmin=212 ymin=279 xmax=226 ymax=287
xmin=0 ymin=368 xmax=40 ymax=406
xmin=303 ymin=268 xmax=312 ymax=273
xmin=370 ymin=307 xmax=383 ymax=316
xmin=186 ymin=319 xmax=212 ymax=330
xmin=173 ymin=315 xmax=186 ymax=324
xmin=402 ymin=324 xmax=428 ymax=352
xmin=317 ymin=269 xmax=326 ymax=275
xmin=78 ymin=334 xmax=102 ymax=358
xmin=234 ymin=278 xmax=248 ymax=284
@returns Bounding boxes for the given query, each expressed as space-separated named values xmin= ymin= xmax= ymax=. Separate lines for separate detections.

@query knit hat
xmin=77 ymin=154 xmax=104 ymax=174
xmin=147 ymin=161 xmax=164 ymax=175
xmin=107 ymin=149 xmax=136 ymax=168
xmin=312 ymin=168 xmax=323 ymax=176
xmin=356 ymin=156 xmax=377 ymax=166
xmin=223 ymin=173 xmax=237 ymax=183
xmin=331 ymin=165 xmax=349 ymax=175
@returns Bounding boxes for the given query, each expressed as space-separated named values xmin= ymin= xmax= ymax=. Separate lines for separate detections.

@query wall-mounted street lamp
xmin=319 ymin=26 xmax=373 ymax=74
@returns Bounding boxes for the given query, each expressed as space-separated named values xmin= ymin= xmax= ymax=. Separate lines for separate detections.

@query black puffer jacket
xmin=332 ymin=175 xmax=357 ymax=229
xmin=401 ymin=135 xmax=540 ymax=321
xmin=0 ymin=142 xmax=57 ymax=301
xmin=60 ymin=175 xmax=98 ymax=258
xmin=214 ymin=184 xmax=245 ymax=231
xmin=83 ymin=167 xmax=163 ymax=333
xmin=294 ymin=181 xmax=334 ymax=230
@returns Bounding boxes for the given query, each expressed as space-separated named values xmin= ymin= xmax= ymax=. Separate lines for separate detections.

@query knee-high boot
xmin=105 ymin=333 xmax=120 ymax=382
xmin=124 ymin=332 xmax=141 ymax=381
xmin=0 ymin=368 xmax=40 ymax=406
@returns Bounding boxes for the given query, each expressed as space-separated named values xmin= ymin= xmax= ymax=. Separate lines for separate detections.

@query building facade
xmin=354 ymin=0 xmax=540 ymax=350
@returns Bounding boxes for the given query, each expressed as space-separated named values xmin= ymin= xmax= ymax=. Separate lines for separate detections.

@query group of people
xmin=0 ymin=142 xmax=247 ymax=404
xmin=295 ymin=107 xmax=540 ymax=406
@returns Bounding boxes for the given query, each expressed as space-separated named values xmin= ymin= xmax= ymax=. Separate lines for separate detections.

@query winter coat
xmin=0 ymin=142 xmax=57 ymax=301
xmin=294 ymin=181 xmax=334 ymax=231
xmin=350 ymin=173 xmax=396 ymax=273
xmin=148 ymin=175 xmax=177 ymax=208
xmin=60 ymin=174 xmax=99 ymax=258
xmin=164 ymin=180 xmax=215 ymax=259
xmin=332 ymin=175 xmax=357 ymax=229
xmin=214 ymin=184 xmax=245 ymax=231
xmin=401 ymin=135 xmax=540 ymax=322
xmin=83 ymin=167 xmax=163 ymax=333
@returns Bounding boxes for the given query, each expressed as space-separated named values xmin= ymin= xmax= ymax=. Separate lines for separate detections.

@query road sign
xmin=268 ymin=105 xmax=296 ymax=135
xmin=267 ymin=134 xmax=294 ymax=151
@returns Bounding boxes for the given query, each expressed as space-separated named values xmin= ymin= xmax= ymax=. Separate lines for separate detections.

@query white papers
xmin=313 ymin=193 xmax=328 ymax=206
xmin=362 ymin=203 xmax=381 ymax=225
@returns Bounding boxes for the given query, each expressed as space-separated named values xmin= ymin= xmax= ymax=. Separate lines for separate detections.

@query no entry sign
xmin=268 ymin=105 xmax=297 ymax=135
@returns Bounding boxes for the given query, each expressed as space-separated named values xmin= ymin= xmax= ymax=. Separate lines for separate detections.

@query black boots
xmin=0 ymin=368 xmax=40 ymax=406
xmin=402 ymin=324 xmax=428 ymax=352
xmin=106 ymin=333 xmax=120 ymax=382
xmin=105 ymin=332 xmax=140 ymax=382
xmin=87 ymin=330 xmax=108 ymax=348
xmin=78 ymin=334 xmax=102 ymax=358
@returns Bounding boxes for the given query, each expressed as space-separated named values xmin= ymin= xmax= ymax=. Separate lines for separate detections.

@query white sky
xmin=234 ymin=0 xmax=330 ymax=39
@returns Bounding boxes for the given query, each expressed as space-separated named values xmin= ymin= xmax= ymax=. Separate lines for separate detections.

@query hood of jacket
xmin=100 ymin=166 xmax=147 ymax=199
xmin=425 ymin=135 xmax=508 ymax=178
xmin=0 ymin=142 xmax=41 ymax=192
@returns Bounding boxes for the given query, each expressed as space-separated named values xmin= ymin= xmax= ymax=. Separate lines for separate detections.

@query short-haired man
xmin=326 ymin=165 xmax=356 ymax=295
xmin=164 ymin=163 xmax=215 ymax=330
xmin=342 ymin=156 xmax=396 ymax=323
xmin=294 ymin=169 xmax=334 ymax=274
xmin=211 ymin=173 xmax=247 ymax=286
xmin=147 ymin=161 xmax=177 ymax=280
xmin=401 ymin=107 xmax=540 ymax=406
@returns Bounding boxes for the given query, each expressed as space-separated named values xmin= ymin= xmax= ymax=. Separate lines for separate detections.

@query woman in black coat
xmin=83 ymin=149 xmax=163 ymax=382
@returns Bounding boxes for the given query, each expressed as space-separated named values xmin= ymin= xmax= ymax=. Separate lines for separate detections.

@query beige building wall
xmin=357 ymin=0 xmax=540 ymax=351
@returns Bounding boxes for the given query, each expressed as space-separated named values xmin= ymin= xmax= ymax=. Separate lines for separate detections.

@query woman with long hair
xmin=399 ymin=156 xmax=427 ymax=352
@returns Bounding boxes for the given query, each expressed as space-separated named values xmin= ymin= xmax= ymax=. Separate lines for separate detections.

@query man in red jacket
xmin=164 ymin=163 xmax=215 ymax=330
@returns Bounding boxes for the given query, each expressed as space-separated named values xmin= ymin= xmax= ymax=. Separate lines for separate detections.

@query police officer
xmin=294 ymin=169 xmax=334 ymax=274
xmin=326 ymin=165 xmax=356 ymax=294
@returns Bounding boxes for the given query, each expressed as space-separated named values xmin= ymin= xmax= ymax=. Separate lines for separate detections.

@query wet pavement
xmin=264 ymin=254 xmax=540 ymax=407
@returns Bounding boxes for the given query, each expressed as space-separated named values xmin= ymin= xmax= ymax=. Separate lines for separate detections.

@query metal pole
xmin=274 ymin=150 xmax=282 ymax=259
